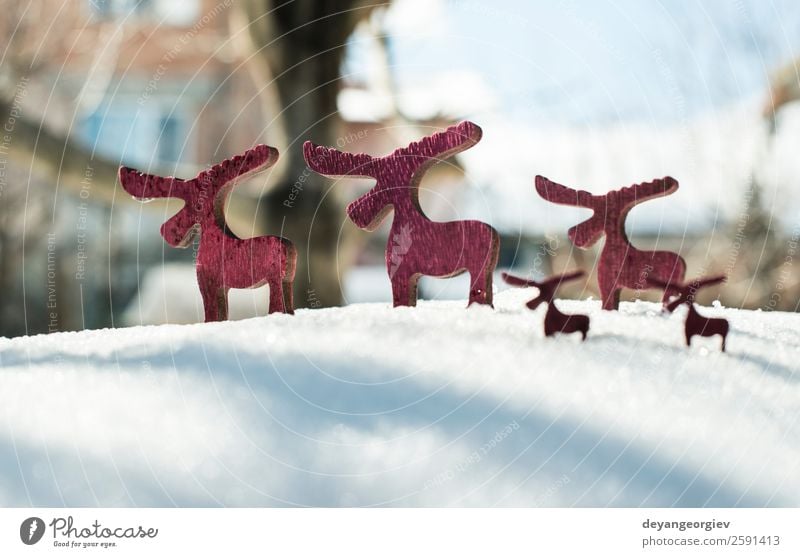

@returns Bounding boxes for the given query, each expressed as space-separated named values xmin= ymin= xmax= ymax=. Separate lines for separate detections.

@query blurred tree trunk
xmin=236 ymin=0 xmax=378 ymax=308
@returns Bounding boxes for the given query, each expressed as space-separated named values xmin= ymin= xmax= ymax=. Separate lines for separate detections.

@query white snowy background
xmin=1 ymin=289 xmax=798 ymax=507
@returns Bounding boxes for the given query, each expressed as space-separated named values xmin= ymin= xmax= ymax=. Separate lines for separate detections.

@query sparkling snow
xmin=1 ymin=290 xmax=798 ymax=507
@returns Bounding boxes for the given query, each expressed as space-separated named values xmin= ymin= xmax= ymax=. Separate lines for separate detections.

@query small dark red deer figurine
xmin=648 ymin=276 xmax=729 ymax=351
xmin=304 ymin=121 xmax=500 ymax=307
xmin=502 ymin=271 xmax=590 ymax=340
xmin=535 ymin=175 xmax=686 ymax=311
xmin=118 ymin=145 xmax=296 ymax=322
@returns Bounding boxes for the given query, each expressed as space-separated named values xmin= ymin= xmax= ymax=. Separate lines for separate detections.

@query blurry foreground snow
xmin=1 ymin=290 xmax=798 ymax=507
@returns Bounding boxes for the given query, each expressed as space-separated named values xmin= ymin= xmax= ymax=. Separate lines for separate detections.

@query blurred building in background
xmin=1 ymin=0 xmax=270 ymax=335
xmin=0 ymin=0 xmax=386 ymax=334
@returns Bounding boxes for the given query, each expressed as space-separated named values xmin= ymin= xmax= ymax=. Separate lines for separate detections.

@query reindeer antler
xmin=542 ymin=270 xmax=585 ymax=288
xmin=617 ymin=176 xmax=679 ymax=206
xmin=391 ymin=120 xmax=482 ymax=161
xmin=303 ymin=142 xmax=376 ymax=178
xmin=649 ymin=274 xmax=725 ymax=295
xmin=118 ymin=167 xmax=191 ymax=201
xmin=505 ymin=270 xmax=586 ymax=310
xmin=652 ymin=274 xmax=726 ymax=312
xmin=688 ymin=275 xmax=726 ymax=290
xmin=502 ymin=272 xmax=540 ymax=288
xmin=536 ymin=176 xmax=606 ymax=247
xmin=646 ymin=277 xmax=675 ymax=291
xmin=195 ymin=144 xmax=278 ymax=187
xmin=534 ymin=176 xmax=596 ymax=208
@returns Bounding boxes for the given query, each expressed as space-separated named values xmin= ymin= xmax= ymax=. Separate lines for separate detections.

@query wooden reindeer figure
xmin=648 ymin=276 xmax=729 ymax=351
xmin=535 ymin=175 xmax=686 ymax=311
xmin=502 ymin=271 xmax=590 ymax=340
xmin=118 ymin=145 xmax=296 ymax=322
xmin=304 ymin=121 xmax=500 ymax=307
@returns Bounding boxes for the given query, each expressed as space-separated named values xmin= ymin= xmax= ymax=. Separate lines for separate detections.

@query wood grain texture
xmin=649 ymin=276 xmax=729 ymax=351
xmin=535 ymin=175 xmax=686 ymax=310
xmin=502 ymin=271 xmax=590 ymax=340
xmin=304 ymin=121 xmax=500 ymax=307
xmin=119 ymin=145 xmax=296 ymax=322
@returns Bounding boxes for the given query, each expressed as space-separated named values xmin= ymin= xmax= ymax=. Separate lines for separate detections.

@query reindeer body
xmin=684 ymin=302 xmax=729 ymax=351
xmin=119 ymin=145 xmax=296 ymax=322
xmin=542 ymin=302 xmax=590 ymax=340
xmin=350 ymin=186 xmax=498 ymax=306
xmin=305 ymin=121 xmax=499 ymax=307
xmin=195 ymin=230 xmax=295 ymax=321
xmin=536 ymin=176 xmax=686 ymax=310
xmin=597 ymin=233 xmax=686 ymax=311
xmin=504 ymin=271 xmax=590 ymax=340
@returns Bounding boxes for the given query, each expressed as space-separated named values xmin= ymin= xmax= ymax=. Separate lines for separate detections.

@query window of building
xmin=157 ymin=115 xmax=182 ymax=164
xmin=89 ymin=0 xmax=199 ymax=26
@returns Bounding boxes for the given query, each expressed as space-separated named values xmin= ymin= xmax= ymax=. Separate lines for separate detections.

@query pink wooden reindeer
xmin=304 ymin=121 xmax=500 ymax=307
xmin=648 ymin=276 xmax=729 ymax=351
xmin=503 ymin=271 xmax=590 ymax=340
xmin=535 ymin=175 xmax=686 ymax=311
xmin=118 ymin=145 xmax=296 ymax=322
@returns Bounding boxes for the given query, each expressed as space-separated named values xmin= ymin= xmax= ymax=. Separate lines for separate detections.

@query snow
xmin=2 ymin=290 xmax=798 ymax=507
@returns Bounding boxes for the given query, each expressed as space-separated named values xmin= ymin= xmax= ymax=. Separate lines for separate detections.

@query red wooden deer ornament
xmin=535 ymin=175 xmax=686 ymax=311
xmin=118 ymin=145 xmax=296 ymax=322
xmin=502 ymin=271 xmax=590 ymax=340
xmin=304 ymin=121 xmax=500 ymax=307
xmin=648 ymin=276 xmax=729 ymax=351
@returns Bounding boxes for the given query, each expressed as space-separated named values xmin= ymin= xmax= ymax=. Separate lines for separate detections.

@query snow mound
xmin=1 ymin=291 xmax=798 ymax=507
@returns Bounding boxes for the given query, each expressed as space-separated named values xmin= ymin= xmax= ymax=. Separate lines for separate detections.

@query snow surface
xmin=1 ymin=290 xmax=798 ymax=507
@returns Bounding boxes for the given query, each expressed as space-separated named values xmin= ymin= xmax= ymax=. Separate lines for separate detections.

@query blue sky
xmin=378 ymin=0 xmax=800 ymax=125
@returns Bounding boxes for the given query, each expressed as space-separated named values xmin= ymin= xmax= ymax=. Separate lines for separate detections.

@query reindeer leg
xmin=267 ymin=277 xmax=295 ymax=315
xmin=197 ymin=270 xmax=227 ymax=322
xmin=468 ymin=267 xmax=493 ymax=307
xmin=542 ymin=306 xmax=556 ymax=337
xmin=282 ymin=281 xmax=295 ymax=315
xmin=721 ymin=321 xmax=729 ymax=352
xmin=273 ymin=240 xmax=296 ymax=315
xmin=579 ymin=319 xmax=589 ymax=341
xmin=391 ymin=272 xmax=418 ymax=307
xmin=268 ymin=277 xmax=286 ymax=314
xmin=217 ymin=288 xmax=229 ymax=321
xmin=660 ymin=288 xmax=672 ymax=307
xmin=599 ymin=276 xmax=620 ymax=311
xmin=483 ymin=267 xmax=494 ymax=306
